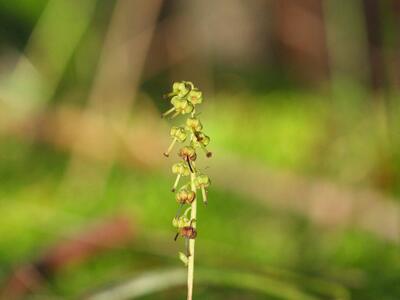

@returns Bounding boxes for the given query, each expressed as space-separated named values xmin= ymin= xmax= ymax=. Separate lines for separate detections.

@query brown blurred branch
xmin=0 ymin=215 xmax=135 ymax=300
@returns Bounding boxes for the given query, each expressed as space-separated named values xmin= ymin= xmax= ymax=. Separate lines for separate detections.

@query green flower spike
xmin=162 ymin=81 xmax=212 ymax=300
xmin=194 ymin=174 xmax=211 ymax=205
xmin=171 ymin=162 xmax=190 ymax=192
xmin=164 ymin=126 xmax=187 ymax=157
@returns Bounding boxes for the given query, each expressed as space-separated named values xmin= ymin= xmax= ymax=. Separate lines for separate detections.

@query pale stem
xmin=164 ymin=138 xmax=177 ymax=157
xmin=201 ymin=186 xmax=207 ymax=205
xmin=187 ymin=172 xmax=197 ymax=300
xmin=183 ymin=206 xmax=192 ymax=218
xmin=171 ymin=111 xmax=180 ymax=119
xmin=200 ymin=144 xmax=212 ymax=158
xmin=172 ymin=174 xmax=181 ymax=192
xmin=162 ymin=107 xmax=175 ymax=118
xmin=175 ymin=203 xmax=184 ymax=217
xmin=164 ymin=92 xmax=175 ymax=98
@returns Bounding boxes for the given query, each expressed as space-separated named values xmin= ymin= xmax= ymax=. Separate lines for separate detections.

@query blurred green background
xmin=0 ymin=0 xmax=400 ymax=299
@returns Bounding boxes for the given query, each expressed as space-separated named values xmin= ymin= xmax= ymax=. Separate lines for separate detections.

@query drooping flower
xmin=194 ymin=174 xmax=211 ymax=205
xmin=164 ymin=126 xmax=187 ymax=157
xmin=171 ymin=162 xmax=190 ymax=192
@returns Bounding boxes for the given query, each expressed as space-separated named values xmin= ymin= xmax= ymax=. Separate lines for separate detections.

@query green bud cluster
xmin=162 ymin=81 xmax=212 ymax=264
xmin=162 ymin=81 xmax=203 ymax=119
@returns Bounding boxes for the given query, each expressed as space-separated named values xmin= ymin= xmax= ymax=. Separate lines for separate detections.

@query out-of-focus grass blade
xmin=0 ymin=0 xmax=97 ymax=115
xmin=87 ymin=269 xmax=186 ymax=300
xmin=87 ymin=268 xmax=322 ymax=300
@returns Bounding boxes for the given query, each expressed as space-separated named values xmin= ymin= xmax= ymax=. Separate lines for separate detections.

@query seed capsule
xmin=179 ymin=226 xmax=197 ymax=239
xmin=176 ymin=189 xmax=196 ymax=205
xmin=178 ymin=146 xmax=197 ymax=161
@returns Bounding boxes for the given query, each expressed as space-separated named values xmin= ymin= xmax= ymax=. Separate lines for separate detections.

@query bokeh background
xmin=1 ymin=0 xmax=400 ymax=299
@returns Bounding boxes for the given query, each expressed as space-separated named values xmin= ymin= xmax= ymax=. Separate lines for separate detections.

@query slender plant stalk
xmin=162 ymin=81 xmax=211 ymax=300
xmin=188 ymin=172 xmax=197 ymax=300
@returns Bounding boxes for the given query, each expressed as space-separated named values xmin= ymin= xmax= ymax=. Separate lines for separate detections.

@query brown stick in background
xmin=0 ymin=215 xmax=135 ymax=300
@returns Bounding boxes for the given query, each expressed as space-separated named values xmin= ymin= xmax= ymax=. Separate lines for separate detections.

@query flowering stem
xmin=163 ymin=81 xmax=211 ymax=300
xmin=187 ymin=172 xmax=197 ymax=300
